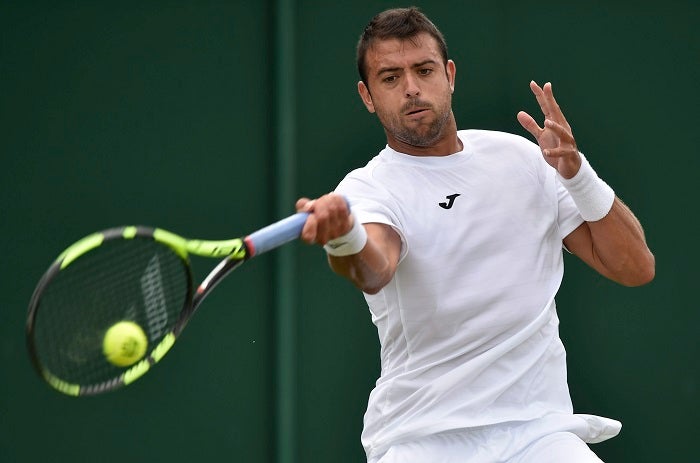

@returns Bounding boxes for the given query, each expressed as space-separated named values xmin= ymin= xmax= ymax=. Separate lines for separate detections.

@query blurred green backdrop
xmin=1 ymin=1 xmax=697 ymax=462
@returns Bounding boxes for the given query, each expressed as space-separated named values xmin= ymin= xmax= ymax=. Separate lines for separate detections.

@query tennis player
xmin=297 ymin=7 xmax=655 ymax=463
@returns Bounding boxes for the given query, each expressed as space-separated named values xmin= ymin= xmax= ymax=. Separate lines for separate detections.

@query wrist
xmin=558 ymin=152 xmax=615 ymax=222
xmin=323 ymin=215 xmax=368 ymax=256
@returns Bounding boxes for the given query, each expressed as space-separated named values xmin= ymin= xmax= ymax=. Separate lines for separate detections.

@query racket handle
xmin=245 ymin=212 xmax=309 ymax=257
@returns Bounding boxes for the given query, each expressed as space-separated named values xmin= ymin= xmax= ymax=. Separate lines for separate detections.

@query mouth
xmin=405 ymin=108 xmax=429 ymax=116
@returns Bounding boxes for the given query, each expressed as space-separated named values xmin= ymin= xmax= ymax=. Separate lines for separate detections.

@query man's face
xmin=358 ymin=32 xmax=456 ymax=150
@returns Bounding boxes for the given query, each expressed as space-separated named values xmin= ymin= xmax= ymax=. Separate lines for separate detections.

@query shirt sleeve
xmin=557 ymin=176 xmax=585 ymax=240
xmin=335 ymin=170 xmax=409 ymax=261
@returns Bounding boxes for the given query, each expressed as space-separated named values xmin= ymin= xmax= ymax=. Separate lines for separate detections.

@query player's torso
xmin=366 ymin=130 xmax=564 ymax=368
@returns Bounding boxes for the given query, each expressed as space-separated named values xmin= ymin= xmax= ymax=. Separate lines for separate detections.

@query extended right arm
xmin=296 ymin=194 xmax=401 ymax=294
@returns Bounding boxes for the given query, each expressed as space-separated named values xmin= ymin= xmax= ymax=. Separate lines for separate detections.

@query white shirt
xmin=335 ymin=130 xmax=620 ymax=459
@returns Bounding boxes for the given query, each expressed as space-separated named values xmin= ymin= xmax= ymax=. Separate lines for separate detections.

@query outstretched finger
xmin=517 ymin=110 xmax=543 ymax=139
xmin=541 ymin=83 xmax=572 ymax=129
xmin=529 ymin=80 xmax=551 ymax=119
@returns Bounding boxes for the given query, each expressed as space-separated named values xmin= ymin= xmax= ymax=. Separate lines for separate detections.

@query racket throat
xmin=193 ymin=254 xmax=248 ymax=306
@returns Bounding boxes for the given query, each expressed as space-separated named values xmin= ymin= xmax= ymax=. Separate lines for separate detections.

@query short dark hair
xmin=356 ymin=7 xmax=449 ymax=85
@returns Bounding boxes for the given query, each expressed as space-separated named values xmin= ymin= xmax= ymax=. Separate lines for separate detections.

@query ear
xmin=357 ymin=81 xmax=376 ymax=113
xmin=446 ymin=59 xmax=456 ymax=94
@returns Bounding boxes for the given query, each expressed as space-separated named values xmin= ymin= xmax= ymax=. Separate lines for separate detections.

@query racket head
xmin=26 ymin=226 xmax=195 ymax=396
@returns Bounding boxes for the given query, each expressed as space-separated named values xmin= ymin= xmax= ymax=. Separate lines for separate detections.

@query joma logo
xmin=439 ymin=194 xmax=461 ymax=209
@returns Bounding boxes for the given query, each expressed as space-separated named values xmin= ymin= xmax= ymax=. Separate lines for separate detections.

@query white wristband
xmin=558 ymin=152 xmax=615 ymax=222
xmin=323 ymin=214 xmax=368 ymax=256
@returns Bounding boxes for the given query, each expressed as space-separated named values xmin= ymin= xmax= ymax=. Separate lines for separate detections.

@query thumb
xmin=517 ymin=111 xmax=541 ymax=139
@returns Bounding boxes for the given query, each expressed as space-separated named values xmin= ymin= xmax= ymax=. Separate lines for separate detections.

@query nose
xmin=404 ymin=74 xmax=420 ymax=97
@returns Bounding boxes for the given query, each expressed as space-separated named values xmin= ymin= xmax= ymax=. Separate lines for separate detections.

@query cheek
xmin=369 ymin=92 xmax=399 ymax=116
xmin=372 ymin=99 xmax=399 ymax=125
xmin=434 ymin=85 xmax=454 ymax=111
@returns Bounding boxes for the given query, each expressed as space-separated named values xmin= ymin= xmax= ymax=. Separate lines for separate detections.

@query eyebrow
xmin=376 ymin=59 xmax=439 ymax=76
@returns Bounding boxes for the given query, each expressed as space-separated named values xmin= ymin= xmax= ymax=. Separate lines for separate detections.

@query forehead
xmin=365 ymin=32 xmax=443 ymax=71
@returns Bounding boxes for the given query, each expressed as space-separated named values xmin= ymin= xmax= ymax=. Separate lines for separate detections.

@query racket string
xmin=32 ymin=238 xmax=190 ymax=387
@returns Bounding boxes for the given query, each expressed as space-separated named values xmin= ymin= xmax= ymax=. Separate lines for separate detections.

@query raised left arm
xmin=564 ymin=199 xmax=655 ymax=286
xmin=517 ymin=81 xmax=655 ymax=286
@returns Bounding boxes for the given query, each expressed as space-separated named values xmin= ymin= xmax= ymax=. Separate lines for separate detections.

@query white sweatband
xmin=323 ymin=214 xmax=368 ymax=256
xmin=558 ymin=152 xmax=615 ymax=222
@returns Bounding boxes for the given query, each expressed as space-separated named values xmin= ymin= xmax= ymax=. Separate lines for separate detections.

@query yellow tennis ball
xmin=103 ymin=321 xmax=148 ymax=367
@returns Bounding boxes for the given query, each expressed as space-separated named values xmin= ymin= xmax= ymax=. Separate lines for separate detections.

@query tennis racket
xmin=26 ymin=212 xmax=308 ymax=396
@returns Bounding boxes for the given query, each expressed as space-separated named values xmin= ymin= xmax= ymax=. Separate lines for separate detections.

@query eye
xmin=383 ymin=75 xmax=398 ymax=83
xmin=418 ymin=68 xmax=433 ymax=76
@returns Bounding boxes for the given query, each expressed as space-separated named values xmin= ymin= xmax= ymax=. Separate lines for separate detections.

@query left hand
xmin=517 ymin=81 xmax=581 ymax=179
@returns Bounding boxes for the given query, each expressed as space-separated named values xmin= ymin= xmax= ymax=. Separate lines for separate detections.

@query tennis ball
xmin=103 ymin=321 xmax=148 ymax=367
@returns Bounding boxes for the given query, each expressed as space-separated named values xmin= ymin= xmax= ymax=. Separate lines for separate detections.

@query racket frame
xmin=26 ymin=212 xmax=308 ymax=396
xmin=26 ymin=226 xmax=248 ymax=396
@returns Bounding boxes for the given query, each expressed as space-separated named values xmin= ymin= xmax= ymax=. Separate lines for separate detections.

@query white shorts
xmin=368 ymin=421 xmax=607 ymax=463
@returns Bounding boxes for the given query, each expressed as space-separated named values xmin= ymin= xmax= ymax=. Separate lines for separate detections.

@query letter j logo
xmin=439 ymin=194 xmax=461 ymax=209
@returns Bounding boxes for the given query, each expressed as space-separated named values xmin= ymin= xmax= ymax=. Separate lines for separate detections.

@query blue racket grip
xmin=245 ymin=212 xmax=309 ymax=257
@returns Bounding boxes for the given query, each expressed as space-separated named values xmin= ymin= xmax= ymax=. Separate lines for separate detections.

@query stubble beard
xmin=380 ymin=97 xmax=453 ymax=148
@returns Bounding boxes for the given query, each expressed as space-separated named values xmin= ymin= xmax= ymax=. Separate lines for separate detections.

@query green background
xmin=1 ymin=1 xmax=697 ymax=462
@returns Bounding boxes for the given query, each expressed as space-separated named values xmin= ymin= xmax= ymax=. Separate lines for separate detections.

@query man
xmin=296 ymin=7 xmax=655 ymax=463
